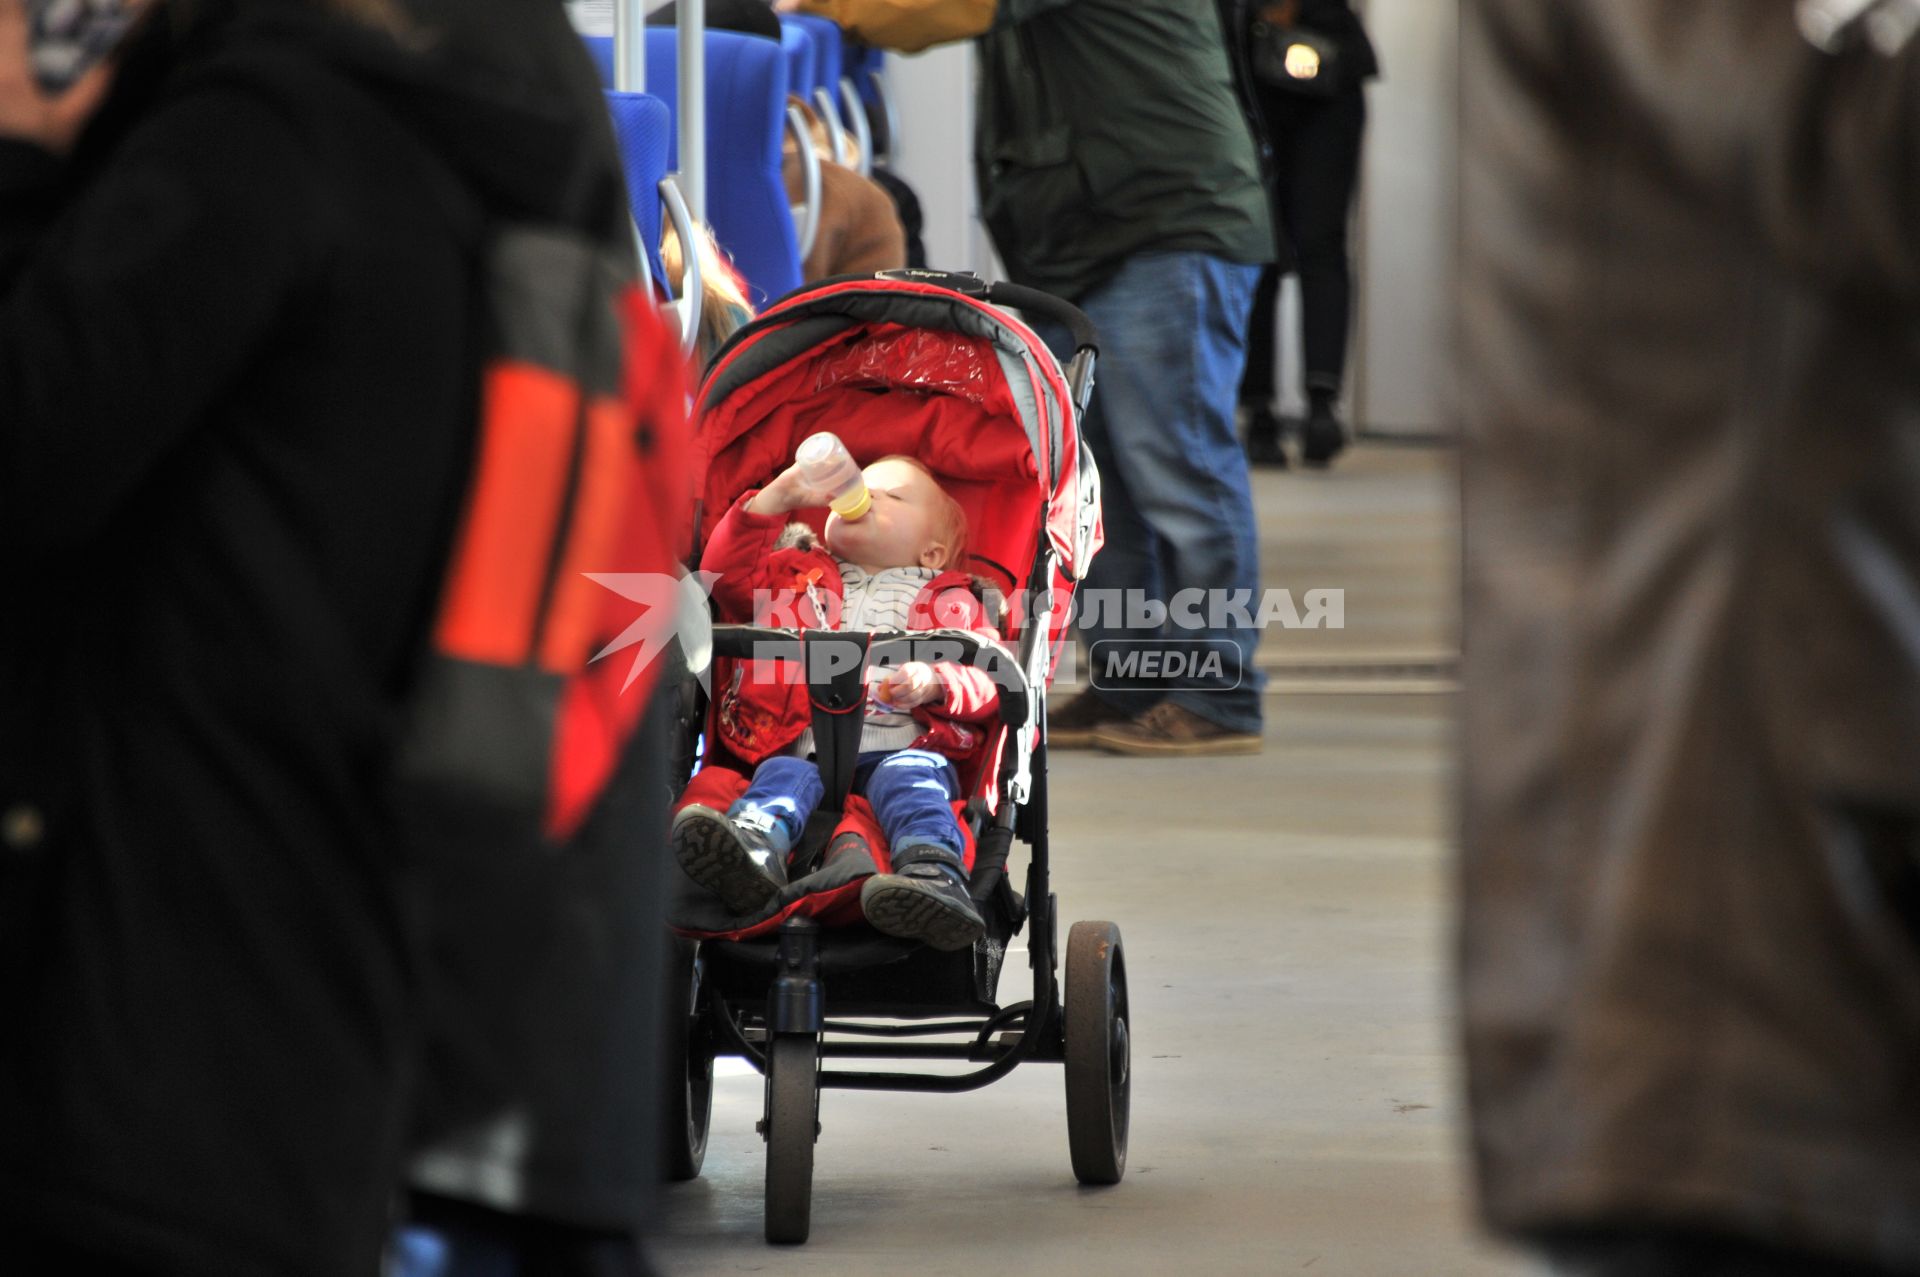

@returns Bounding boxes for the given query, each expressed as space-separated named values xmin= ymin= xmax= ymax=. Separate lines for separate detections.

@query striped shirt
xmin=793 ymin=562 xmax=939 ymax=759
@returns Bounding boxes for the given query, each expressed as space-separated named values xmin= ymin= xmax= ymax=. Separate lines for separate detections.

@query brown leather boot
xmin=1047 ymin=691 xmax=1134 ymax=748
xmin=1089 ymin=701 xmax=1262 ymax=757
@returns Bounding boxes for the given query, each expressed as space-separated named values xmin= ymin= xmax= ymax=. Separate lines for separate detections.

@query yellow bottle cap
xmin=831 ymin=485 xmax=872 ymax=521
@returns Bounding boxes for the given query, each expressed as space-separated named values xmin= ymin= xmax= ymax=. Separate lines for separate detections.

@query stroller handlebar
xmin=982 ymin=281 xmax=1098 ymax=357
xmin=871 ymin=270 xmax=1097 ymax=354
xmin=708 ymin=624 xmax=1034 ymax=730
xmin=984 ymin=281 xmax=1099 ymax=417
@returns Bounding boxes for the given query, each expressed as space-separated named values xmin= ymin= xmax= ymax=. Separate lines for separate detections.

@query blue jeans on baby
xmin=732 ymin=749 xmax=962 ymax=861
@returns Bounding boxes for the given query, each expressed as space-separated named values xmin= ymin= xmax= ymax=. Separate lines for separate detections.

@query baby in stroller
xmin=672 ymin=451 xmax=1005 ymax=950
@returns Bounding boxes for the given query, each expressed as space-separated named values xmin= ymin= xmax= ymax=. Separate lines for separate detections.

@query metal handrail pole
xmin=677 ymin=0 xmax=707 ymax=219
xmin=613 ymin=0 xmax=645 ymax=92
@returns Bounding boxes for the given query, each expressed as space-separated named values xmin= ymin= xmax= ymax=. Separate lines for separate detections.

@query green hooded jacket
xmin=977 ymin=0 xmax=1274 ymax=298
xmin=795 ymin=0 xmax=1275 ymax=299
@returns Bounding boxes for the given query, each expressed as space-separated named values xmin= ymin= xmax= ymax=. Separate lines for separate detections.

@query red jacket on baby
xmin=701 ymin=491 xmax=1008 ymax=799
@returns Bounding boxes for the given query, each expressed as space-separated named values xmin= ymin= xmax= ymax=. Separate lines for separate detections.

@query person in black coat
xmin=0 ymin=1 xmax=640 ymax=1272
xmin=1238 ymin=0 xmax=1377 ymax=468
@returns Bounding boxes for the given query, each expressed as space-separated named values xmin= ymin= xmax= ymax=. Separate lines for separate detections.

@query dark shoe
xmin=1300 ymin=410 xmax=1347 ymax=469
xmin=1048 ymin=691 xmax=1133 ymax=748
xmin=1089 ymin=701 xmax=1262 ymax=757
xmin=672 ymin=805 xmax=788 ymax=914
xmin=1243 ymin=405 xmax=1289 ymax=469
xmin=1246 ymin=430 xmax=1290 ymax=469
xmin=860 ymin=847 xmax=985 ymax=951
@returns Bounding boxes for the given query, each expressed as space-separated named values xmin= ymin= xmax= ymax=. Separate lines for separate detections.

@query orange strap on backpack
xmin=399 ymin=228 xmax=690 ymax=845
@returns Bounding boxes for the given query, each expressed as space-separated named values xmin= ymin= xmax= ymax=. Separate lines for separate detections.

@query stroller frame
xmin=661 ymin=275 xmax=1129 ymax=1244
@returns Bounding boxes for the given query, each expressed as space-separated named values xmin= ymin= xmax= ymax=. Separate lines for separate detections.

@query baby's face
xmin=825 ymin=458 xmax=952 ymax=572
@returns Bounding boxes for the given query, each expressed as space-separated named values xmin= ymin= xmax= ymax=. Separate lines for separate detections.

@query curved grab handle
xmin=869 ymin=68 xmax=899 ymax=167
xmin=784 ymin=102 xmax=822 ymax=261
xmin=839 ymin=77 xmax=873 ymax=178
xmin=813 ymin=86 xmax=851 ymax=167
xmin=630 ymin=214 xmax=655 ymax=299
xmin=658 ymin=173 xmax=703 ymax=362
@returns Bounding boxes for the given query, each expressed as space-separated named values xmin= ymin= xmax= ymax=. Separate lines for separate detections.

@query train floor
xmin=650 ymin=441 xmax=1533 ymax=1276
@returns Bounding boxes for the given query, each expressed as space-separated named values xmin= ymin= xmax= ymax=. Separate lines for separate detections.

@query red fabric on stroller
xmin=671 ymin=277 xmax=1099 ymax=941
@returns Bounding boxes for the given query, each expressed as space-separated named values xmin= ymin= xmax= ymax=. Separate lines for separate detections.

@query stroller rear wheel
xmin=763 ymin=1031 xmax=821 ymax=1244
xmin=661 ymin=938 xmax=714 ymax=1181
xmin=1064 ymin=920 xmax=1130 ymax=1185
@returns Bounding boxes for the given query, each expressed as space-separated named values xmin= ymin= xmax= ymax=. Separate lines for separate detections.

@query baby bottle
xmin=796 ymin=432 xmax=871 ymax=520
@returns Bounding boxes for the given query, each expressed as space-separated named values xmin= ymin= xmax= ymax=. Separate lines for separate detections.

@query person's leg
xmin=1238 ymin=264 xmax=1281 ymax=413
xmin=1289 ymin=87 xmax=1366 ymax=465
xmin=1243 ymin=86 xmax=1300 ymax=467
xmin=1028 ymin=315 xmax=1157 ymax=743
xmin=855 ymin=750 xmax=983 ymax=950
xmin=728 ymin=755 xmax=825 ymax=854
xmin=1238 ymin=265 xmax=1288 ymax=467
xmin=858 ymin=750 xmax=964 ymax=857
xmin=1066 ymin=383 xmax=1168 ymax=724
xmin=672 ymin=756 xmax=822 ymax=913
xmin=1070 ymin=251 xmax=1267 ymax=746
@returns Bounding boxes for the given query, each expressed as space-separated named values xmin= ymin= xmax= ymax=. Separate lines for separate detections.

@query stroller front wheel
xmin=763 ymin=1031 xmax=821 ymax=1244
xmin=1064 ymin=919 xmax=1130 ymax=1185
xmin=661 ymin=938 xmax=714 ymax=1181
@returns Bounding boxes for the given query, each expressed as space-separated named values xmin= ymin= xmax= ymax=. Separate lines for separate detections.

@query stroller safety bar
xmin=708 ymin=624 xmax=1034 ymax=730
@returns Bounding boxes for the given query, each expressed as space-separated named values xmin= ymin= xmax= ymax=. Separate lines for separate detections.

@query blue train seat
xmin=846 ymin=40 xmax=885 ymax=119
xmin=780 ymin=24 xmax=814 ymax=112
xmin=583 ymin=30 xmax=803 ymax=308
xmin=782 ymin=12 xmax=843 ymax=105
xmin=603 ymin=89 xmax=672 ymax=294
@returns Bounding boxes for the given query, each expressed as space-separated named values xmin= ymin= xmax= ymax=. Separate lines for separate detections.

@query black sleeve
xmin=0 ymin=85 xmax=327 ymax=548
xmin=0 ymin=138 xmax=68 ymax=283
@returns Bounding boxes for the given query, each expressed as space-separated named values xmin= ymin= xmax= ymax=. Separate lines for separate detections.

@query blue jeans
xmin=1047 ymin=252 xmax=1266 ymax=732
xmin=734 ymin=750 xmax=962 ymax=860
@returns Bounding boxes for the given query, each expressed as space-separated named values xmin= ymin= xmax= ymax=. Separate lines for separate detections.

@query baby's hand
xmin=745 ymin=460 xmax=838 ymax=516
xmin=876 ymin=661 xmax=940 ymax=709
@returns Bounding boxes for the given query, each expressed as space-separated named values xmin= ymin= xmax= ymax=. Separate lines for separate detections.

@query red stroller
xmin=659 ymin=270 xmax=1126 ymax=1243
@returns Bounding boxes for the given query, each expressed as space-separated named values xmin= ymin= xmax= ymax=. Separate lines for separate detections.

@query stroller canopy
xmin=693 ymin=277 xmax=1097 ymax=595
